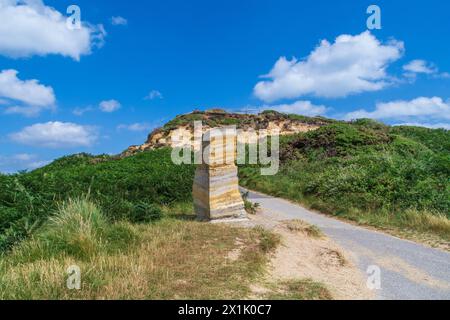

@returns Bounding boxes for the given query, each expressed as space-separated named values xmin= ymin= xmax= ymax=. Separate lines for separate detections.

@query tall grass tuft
xmin=38 ymin=198 xmax=107 ymax=260
xmin=7 ymin=198 xmax=110 ymax=263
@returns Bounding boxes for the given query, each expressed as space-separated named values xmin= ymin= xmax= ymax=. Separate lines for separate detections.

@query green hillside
xmin=239 ymin=120 xmax=450 ymax=240
xmin=0 ymin=148 xmax=196 ymax=253
xmin=1 ymin=116 xmax=449 ymax=253
xmin=0 ymin=148 xmax=280 ymax=299
xmin=0 ymin=114 xmax=448 ymax=298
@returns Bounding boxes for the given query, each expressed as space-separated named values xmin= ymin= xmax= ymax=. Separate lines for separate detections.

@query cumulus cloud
xmin=10 ymin=121 xmax=98 ymax=148
xmin=402 ymin=59 xmax=449 ymax=79
xmin=0 ymin=69 xmax=56 ymax=116
xmin=254 ymin=31 xmax=404 ymax=102
xmin=0 ymin=153 xmax=50 ymax=173
xmin=0 ymin=0 xmax=106 ymax=60
xmin=111 ymin=16 xmax=127 ymax=26
xmin=11 ymin=153 xmax=35 ymax=161
xmin=239 ymin=100 xmax=328 ymax=117
xmin=258 ymin=100 xmax=327 ymax=116
xmin=344 ymin=97 xmax=450 ymax=122
xmin=403 ymin=60 xmax=436 ymax=74
xmin=99 ymin=99 xmax=121 ymax=112
xmin=72 ymin=106 xmax=94 ymax=116
xmin=144 ymin=90 xmax=163 ymax=100
xmin=117 ymin=123 xmax=153 ymax=132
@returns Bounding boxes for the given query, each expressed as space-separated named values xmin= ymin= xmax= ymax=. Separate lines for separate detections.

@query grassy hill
xmin=0 ymin=148 xmax=283 ymax=299
xmin=1 ymin=115 xmax=449 ymax=251
xmin=0 ymin=112 xmax=449 ymax=298
xmin=239 ymin=119 xmax=450 ymax=241
xmin=0 ymin=148 xmax=196 ymax=253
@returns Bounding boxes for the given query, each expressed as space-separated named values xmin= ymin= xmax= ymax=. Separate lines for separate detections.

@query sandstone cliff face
xmin=123 ymin=109 xmax=332 ymax=156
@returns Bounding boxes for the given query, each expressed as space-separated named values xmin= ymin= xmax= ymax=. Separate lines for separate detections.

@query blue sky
xmin=0 ymin=0 xmax=449 ymax=172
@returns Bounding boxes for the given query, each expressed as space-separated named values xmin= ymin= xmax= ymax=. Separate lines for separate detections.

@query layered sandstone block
xmin=193 ymin=128 xmax=247 ymax=222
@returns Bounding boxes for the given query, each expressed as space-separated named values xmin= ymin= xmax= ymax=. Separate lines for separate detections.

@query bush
xmin=129 ymin=202 xmax=163 ymax=223
xmin=283 ymin=123 xmax=392 ymax=159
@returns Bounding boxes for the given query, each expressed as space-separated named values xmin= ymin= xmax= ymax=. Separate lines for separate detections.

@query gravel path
xmin=245 ymin=189 xmax=450 ymax=300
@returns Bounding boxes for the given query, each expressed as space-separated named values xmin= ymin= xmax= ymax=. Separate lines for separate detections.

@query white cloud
xmin=27 ymin=160 xmax=51 ymax=169
xmin=402 ymin=60 xmax=450 ymax=79
xmin=99 ymin=99 xmax=121 ymax=112
xmin=403 ymin=60 xmax=436 ymax=74
xmin=0 ymin=69 xmax=56 ymax=116
xmin=117 ymin=123 xmax=152 ymax=132
xmin=238 ymin=100 xmax=328 ymax=117
xmin=257 ymin=100 xmax=328 ymax=116
xmin=254 ymin=31 xmax=404 ymax=102
xmin=145 ymin=90 xmax=163 ymax=100
xmin=344 ymin=97 xmax=450 ymax=122
xmin=11 ymin=153 xmax=34 ymax=161
xmin=72 ymin=106 xmax=94 ymax=116
xmin=111 ymin=16 xmax=127 ymax=26
xmin=0 ymin=153 xmax=50 ymax=173
xmin=10 ymin=121 xmax=98 ymax=148
xmin=394 ymin=122 xmax=450 ymax=130
xmin=0 ymin=0 xmax=106 ymax=60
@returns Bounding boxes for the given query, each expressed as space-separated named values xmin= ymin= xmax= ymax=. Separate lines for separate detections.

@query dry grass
xmin=0 ymin=199 xmax=277 ymax=300
xmin=400 ymin=209 xmax=450 ymax=237
xmin=318 ymin=248 xmax=347 ymax=267
xmin=342 ymin=207 xmax=450 ymax=249
xmin=284 ymin=219 xmax=324 ymax=239
xmin=263 ymin=279 xmax=332 ymax=300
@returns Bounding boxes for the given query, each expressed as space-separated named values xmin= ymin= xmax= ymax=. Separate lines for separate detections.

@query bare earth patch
xmin=240 ymin=214 xmax=375 ymax=300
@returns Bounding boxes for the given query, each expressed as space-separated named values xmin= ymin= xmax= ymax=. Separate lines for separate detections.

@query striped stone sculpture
xmin=193 ymin=127 xmax=248 ymax=222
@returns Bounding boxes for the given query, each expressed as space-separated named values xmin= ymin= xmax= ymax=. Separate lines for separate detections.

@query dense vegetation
xmin=0 ymin=147 xmax=286 ymax=299
xmin=1 ymin=112 xmax=447 ymax=299
xmin=239 ymin=120 xmax=450 ymax=239
xmin=1 ymin=115 xmax=449 ymax=254
xmin=0 ymin=199 xmax=279 ymax=299
xmin=0 ymin=148 xmax=195 ymax=253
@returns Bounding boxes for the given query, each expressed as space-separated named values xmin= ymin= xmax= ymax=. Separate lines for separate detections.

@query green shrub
xmin=130 ymin=202 xmax=163 ymax=223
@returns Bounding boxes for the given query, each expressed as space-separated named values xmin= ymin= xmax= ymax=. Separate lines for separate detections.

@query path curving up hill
xmin=244 ymin=189 xmax=450 ymax=300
